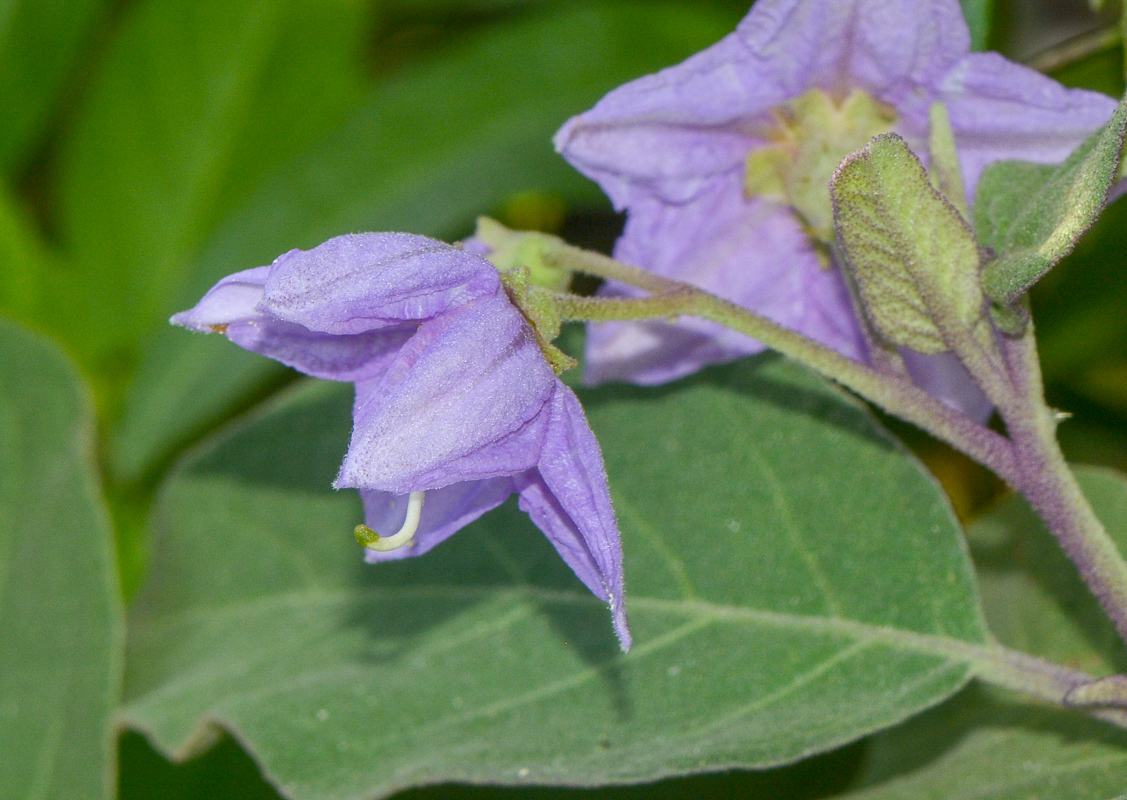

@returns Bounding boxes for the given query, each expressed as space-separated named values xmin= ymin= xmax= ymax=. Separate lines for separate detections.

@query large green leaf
xmin=110 ymin=1 xmax=738 ymax=484
xmin=0 ymin=319 xmax=122 ymax=800
xmin=0 ymin=0 xmax=107 ymax=172
xmin=123 ymin=355 xmax=986 ymax=798
xmin=841 ymin=468 xmax=1127 ymax=800
xmin=54 ymin=0 xmax=369 ymax=374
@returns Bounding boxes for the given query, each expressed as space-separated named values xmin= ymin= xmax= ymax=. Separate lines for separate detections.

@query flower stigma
xmin=745 ymin=88 xmax=897 ymax=247
xmin=355 ymin=491 xmax=426 ymax=552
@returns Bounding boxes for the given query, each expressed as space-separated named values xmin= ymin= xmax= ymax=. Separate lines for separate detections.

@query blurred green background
xmin=4 ymin=0 xmax=1127 ymax=796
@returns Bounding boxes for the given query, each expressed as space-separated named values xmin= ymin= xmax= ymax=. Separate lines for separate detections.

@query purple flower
xmin=555 ymin=0 xmax=1116 ymax=399
xmin=172 ymin=233 xmax=630 ymax=649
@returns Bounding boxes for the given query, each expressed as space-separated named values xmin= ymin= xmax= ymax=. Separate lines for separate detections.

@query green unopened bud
xmin=831 ymin=134 xmax=992 ymax=357
xmin=474 ymin=217 xmax=572 ymax=292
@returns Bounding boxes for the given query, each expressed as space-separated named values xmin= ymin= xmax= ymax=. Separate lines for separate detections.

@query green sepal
xmin=977 ymin=93 xmax=1127 ymax=304
xmin=498 ymin=265 xmax=578 ymax=375
xmin=831 ymin=133 xmax=990 ymax=355
xmin=475 ymin=216 xmax=572 ymax=292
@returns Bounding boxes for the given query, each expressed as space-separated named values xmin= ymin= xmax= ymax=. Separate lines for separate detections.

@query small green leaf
xmin=123 ymin=355 xmax=986 ymax=797
xmin=839 ymin=467 xmax=1127 ymax=800
xmin=831 ymin=133 xmax=988 ymax=355
xmin=109 ymin=1 xmax=739 ymax=484
xmin=0 ymin=0 xmax=108 ymax=172
xmin=0 ymin=319 xmax=122 ymax=800
xmin=978 ymin=94 xmax=1127 ymax=305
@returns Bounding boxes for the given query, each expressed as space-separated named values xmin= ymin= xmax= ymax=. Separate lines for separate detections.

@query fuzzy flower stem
xmin=997 ymin=327 xmax=1127 ymax=647
xmin=964 ymin=641 xmax=1127 ymax=727
xmin=544 ymin=244 xmax=1019 ymax=484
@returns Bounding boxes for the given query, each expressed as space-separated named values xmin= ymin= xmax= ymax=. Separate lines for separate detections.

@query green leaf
xmin=55 ymin=0 xmax=369 ymax=374
xmin=839 ymin=467 xmax=1127 ymax=800
xmin=977 ymin=95 xmax=1127 ymax=305
xmin=842 ymin=684 xmax=1127 ymax=800
xmin=123 ymin=355 xmax=986 ymax=797
xmin=831 ymin=133 xmax=988 ymax=355
xmin=0 ymin=319 xmax=122 ymax=800
xmin=109 ymin=1 xmax=738 ymax=484
xmin=0 ymin=0 xmax=108 ymax=172
xmin=0 ymin=180 xmax=51 ymax=323
xmin=959 ymin=0 xmax=994 ymax=51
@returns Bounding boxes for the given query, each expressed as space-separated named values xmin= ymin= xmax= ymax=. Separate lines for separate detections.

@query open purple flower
xmin=556 ymin=0 xmax=1116 ymax=404
xmin=172 ymin=233 xmax=630 ymax=649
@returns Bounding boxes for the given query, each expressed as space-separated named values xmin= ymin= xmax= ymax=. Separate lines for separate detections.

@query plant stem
xmin=997 ymin=330 xmax=1127 ymax=645
xmin=963 ymin=640 xmax=1127 ymax=728
xmin=546 ymin=238 xmax=1127 ymax=655
xmin=543 ymin=245 xmax=1020 ymax=484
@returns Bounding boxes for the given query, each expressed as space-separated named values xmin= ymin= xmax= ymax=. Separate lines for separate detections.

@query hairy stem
xmin=963 ymin=640 xmax=1127 ymax=728
xmin=541 ymin=236 xmax=1127 ymax=716
xmin=544 ymin=245 xmax=1019 ymax=484
xmin=997 ymin=330 xmax=1127 ymax=645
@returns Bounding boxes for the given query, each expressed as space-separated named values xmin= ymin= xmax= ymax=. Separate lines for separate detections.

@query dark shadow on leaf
xmin=578 ymin=353 xmax=896 ymax=454
xmin=341 ymin=497 xmax=631 ymax=719
xmin=856 ymin=683 xmax=1127 ymax=788
xmin=184 ymin=378 xmax=631 ymax=715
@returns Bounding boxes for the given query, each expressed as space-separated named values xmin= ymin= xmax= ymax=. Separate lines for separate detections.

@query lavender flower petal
xmin=939 ymin=52 xmax=1119 ymax=195
xmin=518 ymin=385 xmax=630 ymax=649
xmin=260 ymin=233 xmax=500 ymax=335
xmin=338 ymin=293 xmax=557 ymax=493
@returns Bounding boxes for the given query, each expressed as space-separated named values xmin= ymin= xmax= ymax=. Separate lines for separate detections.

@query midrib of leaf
xmin=127 ymin=584 xmax=997 ymax=684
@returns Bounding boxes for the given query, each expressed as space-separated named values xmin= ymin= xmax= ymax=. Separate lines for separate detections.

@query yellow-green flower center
xmin=745 ymin=88 xmax=898 ymax=246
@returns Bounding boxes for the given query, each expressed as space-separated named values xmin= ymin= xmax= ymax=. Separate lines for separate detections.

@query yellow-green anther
xmin=745 ymin=89 xmax=898 ymax=244
xmin=355 ymin=491 xmax=426 ymax=552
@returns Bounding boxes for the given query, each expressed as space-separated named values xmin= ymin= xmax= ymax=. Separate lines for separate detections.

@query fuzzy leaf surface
xmin=124 ymin=355 xmax=986 ymax=798
xmin=842 ymin=467 xmax=1127 ymax=800
xmin=977 ymin=95 xmax=1127 ymax=304
xmin=832 ymin=134 xmax=987 ymax=354
xmin=0 ymin=320 xmax=121 ymax=800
